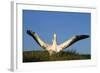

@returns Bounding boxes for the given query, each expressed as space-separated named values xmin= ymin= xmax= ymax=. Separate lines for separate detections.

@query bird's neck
xmin=52 ymin=37 xmax=57 ymax=48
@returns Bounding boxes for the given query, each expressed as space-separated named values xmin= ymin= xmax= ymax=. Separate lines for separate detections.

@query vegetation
xmin=23 ymin=50 xmax=91 ymax=63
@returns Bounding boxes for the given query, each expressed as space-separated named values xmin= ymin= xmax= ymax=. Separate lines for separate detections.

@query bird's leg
xmin=48 ymin=51 xmax=51 ymax=60
xmin=49 ymin=51 xmax=53 ymax=56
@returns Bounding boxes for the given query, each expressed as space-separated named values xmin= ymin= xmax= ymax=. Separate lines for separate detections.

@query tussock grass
xmin=23 ymin=50 xmax=90 ymax=62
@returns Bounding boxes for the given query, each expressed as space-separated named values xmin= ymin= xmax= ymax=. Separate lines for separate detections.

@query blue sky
xmin=23 ymin=10 xmax=91 ymax=54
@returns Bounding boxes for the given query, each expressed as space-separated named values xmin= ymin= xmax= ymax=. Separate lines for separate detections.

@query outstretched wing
xmin=27 ymin=30 xmax=48 ymax=49
xmin=58 ymin=35 xmax=89 ymax=49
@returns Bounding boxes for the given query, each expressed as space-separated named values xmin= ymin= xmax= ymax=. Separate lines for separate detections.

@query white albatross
xmin=27 ymin=30 xmax=89 ymax=55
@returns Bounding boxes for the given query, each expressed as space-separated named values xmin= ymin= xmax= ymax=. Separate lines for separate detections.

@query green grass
xmin=23 ymin=50 xmax=91 ymax=63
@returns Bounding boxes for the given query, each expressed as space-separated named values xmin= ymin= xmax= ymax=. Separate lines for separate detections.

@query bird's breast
xmin=47 ymin=45 xmax=57 ymax=52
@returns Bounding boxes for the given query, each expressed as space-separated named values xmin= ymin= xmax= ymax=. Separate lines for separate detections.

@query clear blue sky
xmin=23 ymin=10 xmax=91 ymax=54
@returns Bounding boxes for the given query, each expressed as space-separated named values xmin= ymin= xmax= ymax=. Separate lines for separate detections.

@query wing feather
xmin=58 ymin=35 xmax=89 ymax=49
xmin=27 ymin=30 xmax=48 ymax=49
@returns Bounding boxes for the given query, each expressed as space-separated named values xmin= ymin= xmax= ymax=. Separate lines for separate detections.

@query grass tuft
xmin=23 ymin=50 xmax=91 ymax=62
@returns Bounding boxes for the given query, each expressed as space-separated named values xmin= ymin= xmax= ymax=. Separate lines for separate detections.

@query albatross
xmin=27 ymin=30 xmax=89 ymax=55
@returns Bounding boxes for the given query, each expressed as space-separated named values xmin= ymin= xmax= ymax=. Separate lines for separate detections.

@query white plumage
xmin=27 ymin=30 xmax=89 ymax=55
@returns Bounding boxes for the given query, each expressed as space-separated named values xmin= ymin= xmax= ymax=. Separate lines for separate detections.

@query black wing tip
xmin=81 ymin=35 xmax=90 ymax=38
xmin=26 ymin=30 xmax=35 ymax=35
xmin=27 ymin=30 xmax=31 ymax=34
xmin=75 ymin=35 xmax=89 ymax=40
xmin=77 ymin=35 xmax=90 ymax=40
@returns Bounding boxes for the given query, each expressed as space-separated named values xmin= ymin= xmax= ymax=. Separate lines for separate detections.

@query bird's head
xmin=52 ymin=33 xmax=57 ymax=43
xmin=53 ymin=33 xmax=57 ymax=38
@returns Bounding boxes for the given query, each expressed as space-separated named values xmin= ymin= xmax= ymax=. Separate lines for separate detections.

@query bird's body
xmin=27 ymin=30 xmax=89 ymax=55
